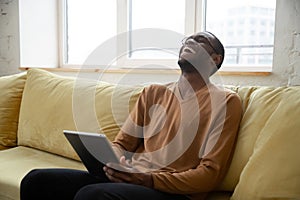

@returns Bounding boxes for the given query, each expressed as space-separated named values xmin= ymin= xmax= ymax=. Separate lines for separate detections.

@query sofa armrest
xmin=0 ymin=72 xmax=27 ymax=149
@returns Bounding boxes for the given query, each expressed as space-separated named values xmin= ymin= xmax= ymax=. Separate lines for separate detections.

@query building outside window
xmin=206 ymin=0 xmax=276 ymax=69
xmin=62 ymin=0 xmax=276 ymax=72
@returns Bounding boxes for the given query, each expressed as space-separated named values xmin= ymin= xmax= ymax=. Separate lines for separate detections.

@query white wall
xmin=0 ymin=0 xmax=300 ymax=86
xmin=0 ymin=0 xmax=20 ymax=76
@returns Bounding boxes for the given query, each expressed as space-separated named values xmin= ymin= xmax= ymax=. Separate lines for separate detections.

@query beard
xmin=177 ymin=58 xmax=199 ymax=73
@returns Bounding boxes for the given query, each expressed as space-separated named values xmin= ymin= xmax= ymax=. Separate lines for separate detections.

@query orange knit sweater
xmin=113 ymin=82 xmax=242 ymax=200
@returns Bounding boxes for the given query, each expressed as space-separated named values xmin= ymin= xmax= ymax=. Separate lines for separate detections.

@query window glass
xmin=205 ymin=0 xmax=276 ymax=66
xmin=129 ymin=0 xmax=185 ymax=59
xmin=63 ymin=0 xmax=276 ymax=71
xmin=66 ymin=0 xmax=117 ymax=64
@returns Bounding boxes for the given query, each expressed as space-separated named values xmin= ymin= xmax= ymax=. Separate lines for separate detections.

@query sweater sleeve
xmin=112 ymin=88 xmax=147 ymax=154
xmin=151 ymin=93 xmax=243 ymax=194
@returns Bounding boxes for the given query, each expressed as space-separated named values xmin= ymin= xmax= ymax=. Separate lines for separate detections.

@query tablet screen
xmin=63 ymin=130 xmax=120 ymax=175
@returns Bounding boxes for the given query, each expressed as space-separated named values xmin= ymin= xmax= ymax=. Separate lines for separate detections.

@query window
xmin=62 ymin=0 xmax=193 ymax=69
xmin=64 ymin=0 xmax=117 ymax=66
xmin=117 ymin=0 xmax=190 ymax=69
xmin=205 ymin=0 xmax=276 ymax=71
xmin=128 ymin=0 xmax=185 ymax=59
xmin=61 ymin=0 xmax=276 ymax=72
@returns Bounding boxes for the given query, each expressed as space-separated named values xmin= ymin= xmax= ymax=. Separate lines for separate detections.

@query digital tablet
xmin=63 ymin=130 xmax=119 ymax=176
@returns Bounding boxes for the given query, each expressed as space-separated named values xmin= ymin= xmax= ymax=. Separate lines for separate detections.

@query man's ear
xmin=212 ymin=54 xmax=223 ymax=66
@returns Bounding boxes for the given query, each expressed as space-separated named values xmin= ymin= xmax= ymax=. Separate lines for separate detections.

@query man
xmin=20 ymin=31 xmax=242 ymax=200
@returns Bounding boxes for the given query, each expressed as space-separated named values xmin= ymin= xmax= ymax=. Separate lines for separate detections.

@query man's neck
xmin=178 ymin=72 xmax=210 ymax=99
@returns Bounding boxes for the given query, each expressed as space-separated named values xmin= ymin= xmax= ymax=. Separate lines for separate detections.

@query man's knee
xmin=21 ymin=169 xmax=42 ymax=188
xmin=74 ymin=185 xmax=101 ymax=200
xmin=74 ymin=184 xmax=116 ymax=200
xmin=20 ymin=169 xmax=45 ymax=199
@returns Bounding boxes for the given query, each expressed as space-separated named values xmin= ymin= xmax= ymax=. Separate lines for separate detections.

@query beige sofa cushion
xmin=18 ymin=69 xmax=143 ymax=160
xmin=0 ymin=72 xmax=27 ymax=149
xmin=0 ymin=146 xmax=84 ymax=200
xmin=231 ymin=86 xmax=300 ymax=199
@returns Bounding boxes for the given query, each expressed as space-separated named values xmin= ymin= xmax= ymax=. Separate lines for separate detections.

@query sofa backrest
xmin=220 ymin=86 xmax=300 ymax=200
xmin=1 ymin=68 xmax=299 ymax=198
xmin=17 ymin=69 xmax=143 ymax=160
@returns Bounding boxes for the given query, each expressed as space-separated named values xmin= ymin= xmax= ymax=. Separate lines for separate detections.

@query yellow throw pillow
xmin=18 ymin=69 xmax=143 ymax=160
xmin=231 ymin=87 xmax=300 ymax=200
xmin=0 ymin=72 xmax=27 ymax=148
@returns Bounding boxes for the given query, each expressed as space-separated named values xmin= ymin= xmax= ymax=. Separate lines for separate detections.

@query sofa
xmin=0 ymin=68 xmax=299 ymax=200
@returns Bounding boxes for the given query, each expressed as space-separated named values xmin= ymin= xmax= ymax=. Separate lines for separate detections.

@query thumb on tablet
xmin=120 ymin=156 xmax=132 ymax=168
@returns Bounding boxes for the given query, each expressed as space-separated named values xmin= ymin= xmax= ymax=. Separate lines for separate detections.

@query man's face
xmin=178 ymin=32 xmax=220 ymax=76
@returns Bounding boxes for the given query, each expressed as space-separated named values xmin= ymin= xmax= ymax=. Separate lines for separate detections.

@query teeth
xmin=185 ymin=47 xmax=196 ymax=54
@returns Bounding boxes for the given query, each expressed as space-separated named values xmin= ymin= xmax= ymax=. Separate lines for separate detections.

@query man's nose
xmin=185 ymin=38 xmax=197 ymax=45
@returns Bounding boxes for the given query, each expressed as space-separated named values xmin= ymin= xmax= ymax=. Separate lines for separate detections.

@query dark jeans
xmin=20 ymin=168 xmax=189 ymax=200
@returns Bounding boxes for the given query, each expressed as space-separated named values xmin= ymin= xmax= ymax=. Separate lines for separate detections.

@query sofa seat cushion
xmin=0 ymin=72 xmax=27 ymax=149
xmin=17 ymin=69 xmax=143 ymax=160
xmin=0 ymin=146 xmax=85 ymax=200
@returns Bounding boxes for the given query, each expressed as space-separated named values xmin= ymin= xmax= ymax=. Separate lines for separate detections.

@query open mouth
xmin=183 ymin=46 xmax=196 ymax=54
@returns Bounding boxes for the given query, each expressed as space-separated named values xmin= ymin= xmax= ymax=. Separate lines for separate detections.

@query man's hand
xmin=103 ymin=156 xmax=153 ymax=188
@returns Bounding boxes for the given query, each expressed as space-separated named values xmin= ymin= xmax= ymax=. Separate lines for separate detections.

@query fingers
xmin=103 ymin=166 xmax=132 ymax=183
xmin=104 ymin=169 xmax=122 ymax=183
xmin=120 ymin=156 xmax=126 ymax=165
xmin=104 ymin=159 xmax=140 ymax=184
xmin=103 ymin=165 xmax=153 ymax=187
xmin=106 ymin=162 xmax=129 ymax=172
xmin=120 ymin=156 xmax=132 ymax=168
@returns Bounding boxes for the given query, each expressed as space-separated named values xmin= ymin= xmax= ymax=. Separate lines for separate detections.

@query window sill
xmin=19 ymin=67 xmax=272 ymax=76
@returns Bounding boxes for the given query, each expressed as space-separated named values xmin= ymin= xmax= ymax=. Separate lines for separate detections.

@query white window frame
xmin=59 ymin=0 xmax=274 ymax=72
xmin=58 ymin=0 xmax=68 ymax=68
xmin=115 ymin=0 xmax=197 ymax=69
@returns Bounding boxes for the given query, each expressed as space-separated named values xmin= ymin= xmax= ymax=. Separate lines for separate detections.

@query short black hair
xmin=205 ymin=31 xmax=225 ymax=68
